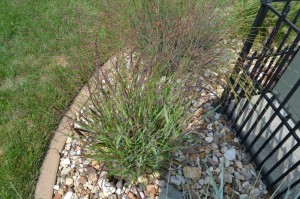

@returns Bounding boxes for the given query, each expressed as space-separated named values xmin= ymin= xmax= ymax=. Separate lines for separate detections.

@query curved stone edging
xmin=35 ymin=86 xmax=90 ymax=199
xmin=34 ymin=52 xmax=121 ymax=199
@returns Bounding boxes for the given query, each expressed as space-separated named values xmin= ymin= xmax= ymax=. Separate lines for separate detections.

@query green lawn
xmin=0 ymin=1 xmax=118 ymax=198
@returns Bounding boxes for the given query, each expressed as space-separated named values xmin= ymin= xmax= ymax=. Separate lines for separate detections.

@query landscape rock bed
xmin=53 ymin=96 xmax=269 ymax=199
xmin=51 ymin=44 xmax=270 ymax=199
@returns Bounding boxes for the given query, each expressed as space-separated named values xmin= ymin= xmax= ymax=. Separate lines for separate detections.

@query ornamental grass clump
xmin=99 ymin=0 xmax=232 ymax=76
xmin=73 ymin=0 xmax=236 ymax=185
xmin=74 ymin=51 xmax=195 ymax=182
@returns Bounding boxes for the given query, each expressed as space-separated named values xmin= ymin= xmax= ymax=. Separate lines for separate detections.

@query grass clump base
xmin=72 ymin=0 xmax=233 ymax=188
xmin=73 ymin=51 xmax=195 ymax=183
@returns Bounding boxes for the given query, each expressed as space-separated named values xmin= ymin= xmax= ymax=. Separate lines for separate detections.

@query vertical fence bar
xmin=249 ymin=0 xmax=292 ymax=79
xmin=262 ymin=46 xmax=290 ymax=86
xmin=254 ymin=48 xmax=274 ymax=81
xmin=257 ymin=122 xmax=300 ymax=170
xmin=261 ymin=10 xmax=300 ymax=86
xmin=234 ymin=1 xmax=295 ymax=137
xmin=251 ymin=114 xmax=291 ymax=160
xmin=276 ymin=178 xmax=300 ymax=198
xmin=262 ymin=142 xmax=300 ymax=178
xmin=235 ymin=34 xmax=300 ymax=137
xmin=221 ymin=0 xmax=271 ymax=112
xmin=240 ymin=95 xmax=275 ymax=144
xmin=245 ymin=72 xmax=300 ymax=150
xmin=269 ymin=159 xmax=300 ymax=188
xmin=227 ymin=52 xmax=258 ymax=119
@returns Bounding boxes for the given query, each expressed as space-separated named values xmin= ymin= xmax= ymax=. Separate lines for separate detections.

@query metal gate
xmin=221 ymin=0 xmax=300 ymax=197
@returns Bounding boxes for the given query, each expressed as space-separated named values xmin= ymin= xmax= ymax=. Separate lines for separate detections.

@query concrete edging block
xmin=34 ymin=52 xmax=122 ymax=199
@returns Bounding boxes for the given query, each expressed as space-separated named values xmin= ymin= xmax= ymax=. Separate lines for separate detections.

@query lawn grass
xmin=0 ymin=0 xmax=120 ymax=198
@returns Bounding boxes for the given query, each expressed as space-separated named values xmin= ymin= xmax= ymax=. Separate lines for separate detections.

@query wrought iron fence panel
xmin=222 ymin=0 xmax=300 ymax=197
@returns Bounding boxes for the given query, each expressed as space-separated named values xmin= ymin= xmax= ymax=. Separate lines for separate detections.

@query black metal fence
xmin=222 ymin=0 xmax=300 ymax=197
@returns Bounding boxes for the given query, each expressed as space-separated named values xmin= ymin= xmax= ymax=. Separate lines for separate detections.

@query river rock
xmin=63 ymin=192 xmax=74 ymax=199
xmin=98 ymin=179 xmax=116 ymax=197
xmin=159 ymin=185 xmax=183 ymax=199
xmin=170 ymin=176 xmax=181 ymax=186
xmin=205 ymin=137 xmax=213 ymax=143
xmin=183 ymin=166 xmax=202 ymax=180
xmin=155 ymin=179 xmax=167 ymax=188
xmin=250 ymin=188 xmax=261 ymax=198
xmin=224 ymin=148 xmax=236 ymax=161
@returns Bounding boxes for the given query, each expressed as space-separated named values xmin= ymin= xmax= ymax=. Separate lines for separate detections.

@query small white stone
xmin=207 ymin=123 xmax=213 ymax=131
xmin=235 ymin=161 xmax=243 ymax=169
xmin=207 ymin=132 xmax=213 ymax=137
xmin=98 ymin=179 xmax=116 ymax=197
xmin=205 ymin=137 xmax=213 ymax=143
xmin=83 ymin=159 xmax=91 ymax=165
xmin=224 ymin=148 xmax=236 ymax=161
xmin=116 ymin=188 xmax=122 ymax=195
xmin=227 ymin=166 xmax=235 ymax=174
xmin=239 ymin=194 xmax=248 ymax=199
xmin=234 ymin=172 xmax=245 ymax=180
xmin=225 ymin=159 xmax=231 ymax=167
xmin=116 ymin=180 xmax=123 ymax=189
xmin=70 ymin=150 xmax=77 ymax=156
xmin=225 ymin=174 xmax=233 ymax=183
xmin=65 ymin=143 xmax=71 ymax=151
xmin=63 ymin=192 xmax=74 ymax=199
xmin=196 ymin=184 xmax=202 ymax=189
xmin=65 ymin=177 xmax=74 ymax=186
xmin=212 ymin=155 xmax=219 ymax=162
xmin=62 ymin=158 xmax=71 ymax=166
xmin=242 ymin=181 xmax=249 ymax=188
xmin=221 ymin=146 xmax=228 ymax=153
xmin=240 ymin=169 xmax=252 ymax=180
xmin=72 ymin=175 xmax=78 ymax=181
xmin=66 ymin=137 xmax=72 ymax=144
xmin=198 ymin=179 xmax=204 ymax=186
xmin=220 ymin=128 xmax=226 ymax=135
xmin=214 ymin=113 xmax=220 ymax=120
xmin=211 ymin=143 xmax=218 ymax=149
xmin=53 ymin=185 xmax=60 ymax=190
xmin=170 ymin=176 xmax=181 ymax=186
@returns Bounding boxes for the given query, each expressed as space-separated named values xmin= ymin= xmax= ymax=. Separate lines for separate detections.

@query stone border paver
xmin=34 ymin=52 xmax=121 ymax=199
